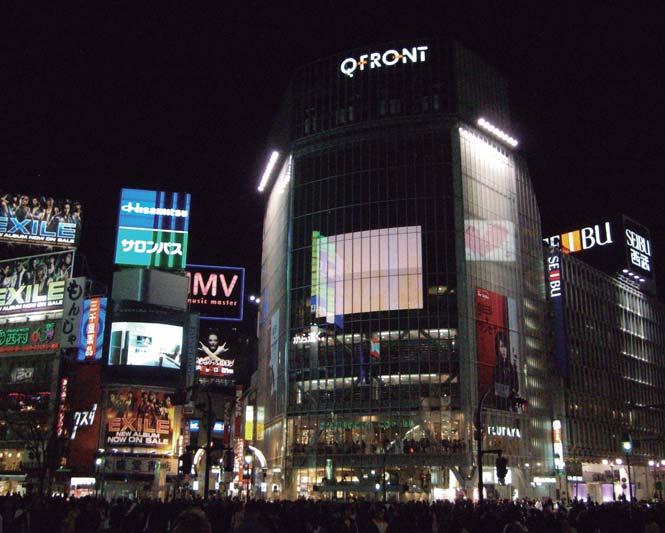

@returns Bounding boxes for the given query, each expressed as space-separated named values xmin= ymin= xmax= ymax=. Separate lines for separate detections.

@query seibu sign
xmin=340 ymin=45 xmax=429 ymax=78
xmin=186 ymin=265 xmax=245 ymax=321
xmin=543 ymin=221 xmax=613 ymax=253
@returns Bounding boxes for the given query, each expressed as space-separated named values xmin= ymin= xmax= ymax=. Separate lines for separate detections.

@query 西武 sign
xmin=0 ymin=192 xmax=83 ymax=247
xmin=114 ymin=188 xmax=191 ymax=270
xmin=623 ymin=216 xmax=653 ymax=278
xmin=0 ymin=250 xmax=74 ymax=317
xmin=186 ymin=265 xmax=245 ymax=321
xmin=340 ymin=45 xmax=428 ymax=78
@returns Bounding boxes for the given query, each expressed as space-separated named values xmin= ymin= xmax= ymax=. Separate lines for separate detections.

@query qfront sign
xmin=0 ymin=192 xmax=82 ymax=247
xmin=114 ymin=188 xmax=191 ymax=270
xmin=543 ymin=221 xmax=613 ymax=253
xmin=186 ymin=265 xmax=245 ymax=321
xmin=340 ymin=45 xmax=428 ymax=78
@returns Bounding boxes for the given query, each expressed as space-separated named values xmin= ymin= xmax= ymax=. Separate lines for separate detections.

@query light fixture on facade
xmin=257 ymin=151 xmax=280 ymax=192
xmin=477 ymin=118 xmax=519 ymax=147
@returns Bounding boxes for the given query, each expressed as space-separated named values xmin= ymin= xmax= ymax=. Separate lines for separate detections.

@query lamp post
xmin=244 ymin=450 xmax=253 ymax=500
xmin=621 ymin=433 xmax=633 ymax=502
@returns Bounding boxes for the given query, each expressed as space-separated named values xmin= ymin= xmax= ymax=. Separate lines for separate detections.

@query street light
xmin=621 ymin=433 xmax=633 ymax=502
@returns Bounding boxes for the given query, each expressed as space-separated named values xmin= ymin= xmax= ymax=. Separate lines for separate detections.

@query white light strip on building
xmin=257 ymin=150 xmax=280 ymax=192
xmin=276 ymin=155 xmax=293 ymax=194
xmin=477 ymin=118 xmax=519 ymax=147
xmin=458 ymin=127 xmax=510 ymax=161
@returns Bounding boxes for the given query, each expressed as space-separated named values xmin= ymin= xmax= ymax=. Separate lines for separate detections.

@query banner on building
xmin=475 ymin=287 xmax=520 ymax=411
xmin=0 ymin=192 xmax=82 ymax=247
xmin=105 ymin=388 xmax=175 ymax=450
xmin=0 ymin=320 xmax=58 ymax=354
xmin=0 ymin=250 xmax=75 ymax=317
xmin=59 ymin=277 xmax=86 ymax=349
xmin=76 ymin=297 xmax=107 ymax=361
xmin=197 ymin=321 xmax=236 ymax=384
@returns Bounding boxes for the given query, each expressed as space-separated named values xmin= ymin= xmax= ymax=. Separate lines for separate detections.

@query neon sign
xmin=340 ymin=46 xmax=428 ymax=78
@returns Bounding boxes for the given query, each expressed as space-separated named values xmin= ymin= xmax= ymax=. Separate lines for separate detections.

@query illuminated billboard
xmin=114 ymin=188 xmax=191 ymax=270
xmin=0 ymin=320 xmax=58 ymax=354
xmin=108 ymin=322 xmax=183 ymax=369
xmin=311 ymin=226 xmax=423 ymax=321
xmin=0 ymin=192 xmax=82 ymax=247
xmin=77 ymin=297 xmax=107 ymax=362
xmin=543 ymin=221 xmax=613 ymax=254
xmin=464 ymin=220 xmax=515 ymax=262
xmin=105 ymin=388 xmax=175 ymax=451
xmin=623 ymin=216 xmax=653 ymax=281
xmin=186 ymin=265 xmax=245 ymax=321
xmin=475 ymin=287 xmax=520 ymax=411
xmin=0 ymin=250 xmax=74 ymax=317
xmin=196 ymin=322 xmax=236 ymax=384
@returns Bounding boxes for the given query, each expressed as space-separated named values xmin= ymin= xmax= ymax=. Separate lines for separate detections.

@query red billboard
xmin=475 ymin=287 xmax=520 ymax=411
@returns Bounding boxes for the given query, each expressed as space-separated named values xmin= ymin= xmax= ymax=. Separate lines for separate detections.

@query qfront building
xmin=255 ymin=40 xmax=552 ymax=500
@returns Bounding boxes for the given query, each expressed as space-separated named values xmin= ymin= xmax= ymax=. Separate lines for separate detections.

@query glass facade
xmin=258 ymin=40 xmax=550 ymax=499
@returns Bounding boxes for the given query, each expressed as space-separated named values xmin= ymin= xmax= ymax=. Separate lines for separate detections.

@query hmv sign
xmin=186 ymin=265 xmax=245 ymax=321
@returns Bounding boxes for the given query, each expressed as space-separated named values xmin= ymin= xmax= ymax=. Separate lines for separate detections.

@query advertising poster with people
xmin=0 ymin=192 xmax=83 ymax=247
xmin=105 ymin=389 xmax=174 ymax=451
xmin=197 ymin=322 xmax=235 ymax=384
xmin=0 ymin=250 xmax=74 ymax=316
xmin=475 ymin=287 xmax=520 ymax=411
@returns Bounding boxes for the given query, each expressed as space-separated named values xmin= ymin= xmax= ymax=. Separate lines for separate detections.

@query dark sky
xmin=5 ymin=3 xmax=665 ymax=297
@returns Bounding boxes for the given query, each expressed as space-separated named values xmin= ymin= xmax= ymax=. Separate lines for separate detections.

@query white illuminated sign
xmin=543 ymin=221 xmax=613 ymax=253
xmin=71 ymin=403 xmax=97 ymax=440
xmin=552 ymin=419 xmax=565 ymax=471
xmin=487 ymin=425 xmax=521 ymax=438
xmin=340 ymin=46 xmax=428 ymax=78
xmin=292 ymin=331 xmax=322 ymax=345
xmin=625 ymin=229 xmax=651 ymax=272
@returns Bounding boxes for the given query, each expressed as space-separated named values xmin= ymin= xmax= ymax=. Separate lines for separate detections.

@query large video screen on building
xmin=108 ymin=322 xmax=183 ymax=369
xmin=0 ymin=192 xmax=82 ymax=247
xmin=196 ymin=322 xmax=236 ymax=384
xmin=0 ymin=250 xmax=75 ymax=317
xmin=311 ymin=226 xmax=423 ymax=320
xmin=105 ymin=388 xmax=174 ymax=451
xmin=186 ymin=265 xmax=245 ymax=321
xmin=114 ymin=188 xmax=191 ymax=270
xmin=475 ymin=287 xmax=520 ymax=411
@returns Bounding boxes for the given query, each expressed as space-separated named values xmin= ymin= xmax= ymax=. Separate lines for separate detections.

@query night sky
xmin=5 ymin=4 xmax=665 ymax=297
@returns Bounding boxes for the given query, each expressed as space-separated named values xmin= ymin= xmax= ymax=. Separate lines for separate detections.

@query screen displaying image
xmin=311 ymin=225 xmax=423 ymax=321
xmin=108 ymin=322 xmax=182 ymax=369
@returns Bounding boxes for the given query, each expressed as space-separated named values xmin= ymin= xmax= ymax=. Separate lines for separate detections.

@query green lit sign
xmin=0 ymin=321 xmax=58 ymax=354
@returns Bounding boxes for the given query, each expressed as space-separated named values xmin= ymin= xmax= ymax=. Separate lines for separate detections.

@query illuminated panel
xmin=114 ymin=188 xmax=191 ymax=270
xmin=108 ymin=322 xmax=183 ymax=369
xmin=311 ymin=226 xmax=423 ymax=319
xmin=477 ymin=117 xmax=518 ymax=147
xmin=257 ymin=151 xmax=280 ymax=192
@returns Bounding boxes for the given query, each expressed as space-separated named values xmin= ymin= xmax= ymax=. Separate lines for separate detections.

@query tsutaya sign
xmin=543 ymin=222 xmax=613 ymax=253
xmin=340 ymin=45 xmax=429 ymax=78
xmin=487 ymin=425 xmax=521 ymax=439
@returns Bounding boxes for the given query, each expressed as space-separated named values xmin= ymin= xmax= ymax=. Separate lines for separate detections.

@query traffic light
xmin=621 ymin=433 xmax=633 ymax=453
xmin=178 ymin=452 xmax=193 ymax=475
xmin=495 ymin=454 xmax=508 ymax=484
xmin=223 ymin=448 xmax=235 ymax=472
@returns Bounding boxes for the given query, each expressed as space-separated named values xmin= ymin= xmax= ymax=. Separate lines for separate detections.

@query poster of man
xmin=197 ymin=325 xmax=235 ymax=383
xmin=475 ymin=287 xmax=520 ymax=411
xmin=105 ymin=389 xmax=174 ymax=450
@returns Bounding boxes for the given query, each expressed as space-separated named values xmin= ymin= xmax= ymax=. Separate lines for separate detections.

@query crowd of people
xmin=292 ymin=438 xmax=465 ymax=456
xmin=0 ymin=495 xmax=664 ymax=532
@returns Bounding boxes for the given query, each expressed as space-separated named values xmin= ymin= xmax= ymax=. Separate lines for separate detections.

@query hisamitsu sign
xmin=114 ymin=188 xmax=191 ymax=270
xmin=186 ymin=265 xmax=245 ymax=321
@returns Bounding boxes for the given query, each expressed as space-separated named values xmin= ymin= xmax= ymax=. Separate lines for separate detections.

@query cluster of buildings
xmin=0 ymin=38 xmax=664 ymax=503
